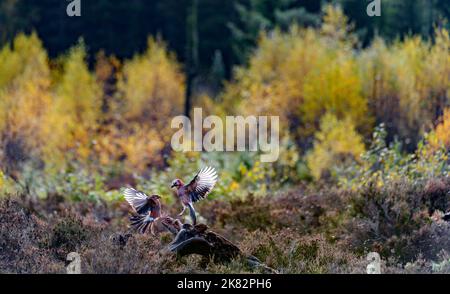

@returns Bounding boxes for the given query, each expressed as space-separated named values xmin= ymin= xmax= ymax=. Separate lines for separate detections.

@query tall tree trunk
xmin=185 ymin=0 xmax=199 ymax=118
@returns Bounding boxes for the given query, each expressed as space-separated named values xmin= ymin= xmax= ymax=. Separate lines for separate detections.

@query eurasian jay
xmin=124 ymin=188 xmax=165 ymax=235
xmin=170 ymin=166 xmax=218 ymax=225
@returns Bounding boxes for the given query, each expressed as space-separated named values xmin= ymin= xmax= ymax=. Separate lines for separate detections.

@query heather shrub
xmin=213 ymin=196 xmax=273 ymax=231
xmin=49 ymin=213 xmax=91 ymax=259
xmin=203 ymin=187 xmax=346 ymax=236
xmin=238 ymin=230 xmax=365 ymax=274
xmin=0 ymin=198 xmax=63 ymax=273
xmin=81 ymin=234 xmax=171 ymax=274
xmin=343 ymin=178 xmax=450 ymax=263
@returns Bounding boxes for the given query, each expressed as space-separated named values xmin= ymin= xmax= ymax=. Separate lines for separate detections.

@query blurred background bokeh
xmin=0 ymin=0 xmax=449 ymax=197
xmin=0 ymin=0 xmax=450 ymax=274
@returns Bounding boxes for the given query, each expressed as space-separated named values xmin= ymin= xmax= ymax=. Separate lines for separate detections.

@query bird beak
xmin=171 ymin=183 xmax=176 ymax=188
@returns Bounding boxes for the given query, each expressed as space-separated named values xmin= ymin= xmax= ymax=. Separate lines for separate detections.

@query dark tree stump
xmin=162 ymin=221 xmax=277 ymax=273
xmin=168 ymin=223 xmax=241 ymax=263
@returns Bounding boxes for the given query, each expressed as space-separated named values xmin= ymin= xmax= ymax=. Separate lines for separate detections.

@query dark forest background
xmin=1 ymin=0 xmax=449 ymax=78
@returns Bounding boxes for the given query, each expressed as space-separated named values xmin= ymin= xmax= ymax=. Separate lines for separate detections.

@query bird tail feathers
xmin=129 ymin=214 xmax=154 ymax=234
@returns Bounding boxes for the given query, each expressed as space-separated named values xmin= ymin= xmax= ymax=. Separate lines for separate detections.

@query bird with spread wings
xmin=171 ymin=166 xmax=218 ymax=225
xmin=123 ymin=188 xmax=172 ymax=235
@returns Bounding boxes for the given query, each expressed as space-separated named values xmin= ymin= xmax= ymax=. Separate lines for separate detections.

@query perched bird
xmin=123 ymin=188 xmax=163 ymax=235
xmin=171 ymin=166 xmax=218 ymax=225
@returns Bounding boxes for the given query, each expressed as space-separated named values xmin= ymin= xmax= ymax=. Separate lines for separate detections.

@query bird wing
xmin=186 ymin=167 xmax=218 ymax=203
xmin=123 ymin=188 xmax=152 ymax=214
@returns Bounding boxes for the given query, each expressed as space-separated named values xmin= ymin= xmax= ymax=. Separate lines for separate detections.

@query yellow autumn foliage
xmin=224 ymin=6 xmax=449 ymax=149
xmin=42 ymin=42 xmax=102 ymax=167
xmin=118 ymin=37 xmax=184 ymax=134
xmin=428 ymin=108 xmax=450 ymax=150
xmin=0 ymin=20 xmax=447 ymax=180
xmin=222 ymin=6 xmax=370 ymax=143
xmin=93 ymin=38 xmax=185 ymax=172
xmin=359 ymin=28 xmax=450 ymax=145
xmin=0 ymin=33 xmax=52 ymax=165
xmin=0 ymin=36 xmax=186 ymax=173
xmin=306 ymin=113 xmax=365 ymax=180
